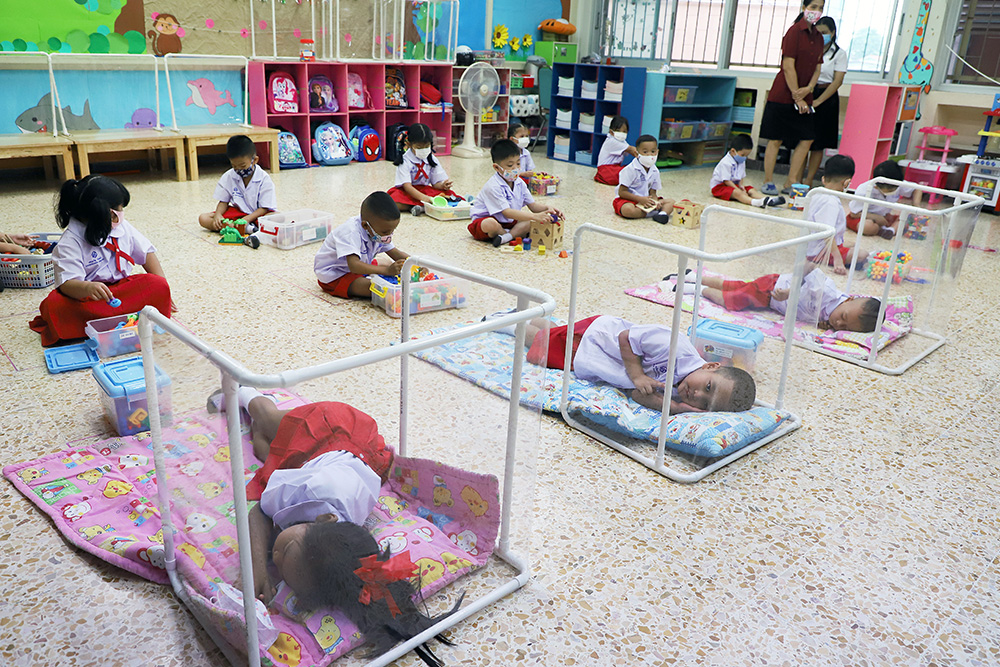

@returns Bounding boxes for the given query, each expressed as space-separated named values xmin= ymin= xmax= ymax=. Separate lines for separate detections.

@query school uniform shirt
xmin=767 ymin=18 xmax=824 ymax=105
xmin=848 ymin=179 xmax=916 ymax=217
xmin=709 ymin=153 xmax=747 ymax=189
xmin=574 ymin=316 xmax=706 ymax=396
xmin=471 ymin=173 xmax=535 ymax=224
xmin=394 ymin=149 xmax=449 ymax=187
xmin=817 ymin=46 xmax=848 ymax=85
xmin=769 ymin=269 xmax=849 ymax=323
xmin=519 ymin=146 xmax=536 ymax=173
xmin=259 ymin=450 xmax=382 ymax=529
xmin=805 ymin=191 xmax=847 ymax=257
xmin=314 ymin=216 xmax=395 ymax=283
xmin=52 ymin=217 xmax=156 ymax=287
xmin=213 ymin=165 xmax=276 ymax=215
xmin=597 ymin=134 xmax=630 ymax=166
xmin=618 ymin=159 xmax=662 ymax=198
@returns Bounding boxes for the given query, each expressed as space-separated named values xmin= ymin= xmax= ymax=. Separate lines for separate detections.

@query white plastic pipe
xmin=164 ymin=54 xmax=250 ymax=130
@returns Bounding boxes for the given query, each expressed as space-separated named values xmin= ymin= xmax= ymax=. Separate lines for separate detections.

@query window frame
xmin=936 ymin=0 xmax=1000 ymax=91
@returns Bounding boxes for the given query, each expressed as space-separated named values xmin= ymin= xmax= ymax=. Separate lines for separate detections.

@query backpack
xmin=276 ymin=131 xmax=306 ymax=168
xmin=311 ymin=122 xmax=353 ymax=166
xmin=307 ymin=74 xmax=338 ymax=112
xmin=385 ymin=67 xmax=408 ymax=108
xmin=385 ymin=123 xmax=408 ymax=163
xmin=420 ymin=81 xmax=442 ymax=104
xmin=349 ymin=124 xmax=381 ymax=162
xmin=268 ymin=71 xmax=298 ymax=113
xmin=347 ymin=73 xmax=370 ymax=109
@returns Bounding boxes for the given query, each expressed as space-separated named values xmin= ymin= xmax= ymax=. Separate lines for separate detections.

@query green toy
xmin=430 ymin=195 xmax=449 ymax=207
xmin=218 ymin=227 xmax=244 ymax=245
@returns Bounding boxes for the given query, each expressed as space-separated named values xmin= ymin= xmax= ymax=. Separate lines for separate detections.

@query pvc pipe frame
xmin=371 ymin=0 xmax=458 ymax=61
xmin=138 ymin=256 xmax=554 ymax=667
xmin=800 ymin=182 xmax=984 ymax=375
xmin=562 ymin=210 xmax=836 ymax=483
xmin=0 ymin=52 xmax=59 ymax=137
xmin=163 ymin=54 xmax=251 ymax=130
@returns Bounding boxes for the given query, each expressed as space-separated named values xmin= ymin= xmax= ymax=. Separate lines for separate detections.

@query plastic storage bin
xmin=0 ymin=233 xmax=60 ymax=289
xmin=257 ymin=209 xmax=335 ymax=250
xmin=689 ymin=319 xmax=764 ymax=372
xmin=705 ymin=121 xmax=732 ymax=139
xmin=370 ymin=272 xmax=469 ymax=318
xmin=527 ymin=173 xmax=561 ymax=196
xmin=425 ymin=199 xmax=472 ymax=221
xmin=660 ymin=121 xmax=704 ymax=141
xmin=92 ymin=357 xmax=172 ymax=436
xmin=664 ymin=85 xmax=697 ymax=104
xmin=85 ymin=313 xmax=142 ymax=358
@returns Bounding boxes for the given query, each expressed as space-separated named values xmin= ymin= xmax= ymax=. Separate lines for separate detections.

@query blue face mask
xmin=822 ymin=34 xmax=832 ymax=46
xmin=732 ymin=153 xmax=747 ymax=164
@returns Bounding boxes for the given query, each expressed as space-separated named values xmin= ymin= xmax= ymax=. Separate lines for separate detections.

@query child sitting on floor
xmin=198 ymin=135 xmax=276 ymax=237
xmin=804 ymin=154 xmax=867 ymax=275
xmin=710 ymin=134 xmax=785 ymax=208
xmin=28 ymin=175 xmax=173 ymax=347
xmin=613 ymin=134 xmax=675 ymax=223
xmin=508 ymin=123 xmax=535 ymax=180
xmin=847 ymin=160 xmax=917 ymax=239
xmin=468 ymin=139 xmax=563 ymax=247
xmin=211 ymin=388 xmax=459 ymax=664
xmin=388 ymin=123 xmax=460 ymax=216
xmin=494 ymin=314 xmax=755 ymax=413
xmin=595 ymin=116 xmax=638 ymax=185
xmin=672 ymin=267 xmax=881 ymax=332
xmin=314 ymin=191 xmax=410 ymax=299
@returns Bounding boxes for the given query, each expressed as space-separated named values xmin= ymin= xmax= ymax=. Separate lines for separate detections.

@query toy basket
xmin=528 ymin=173 xmax=561 ymax=196
xmin=0 ymin=233 xmax=60 ymax=289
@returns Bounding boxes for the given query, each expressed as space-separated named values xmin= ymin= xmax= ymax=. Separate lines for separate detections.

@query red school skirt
xmin=245 ymin=402 xmax=395 ymax=500
xmin=594 ymin=164 xmax=623 ymax=185
xmin=28 ymin=273 xmax=172 ymax=347
xmin=526 ymin=315 xmax=600 ymax=370
xmin=387 ymin=184 xmax=462 ymax=207
xmin=721 ymin=274 xmax=779 ymax=311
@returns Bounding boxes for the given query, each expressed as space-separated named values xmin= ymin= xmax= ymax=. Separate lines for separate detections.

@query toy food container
xmin=425 ymin=198 xmax=472 ymax=221
xmin=257 ymin=209 xmax=335 ymax=250
xmin=527 ymin=172 xmax=561 ymax=196
xmin=689 ymin=319 xmax=764 ymax=372
xmin=92 ymin=357 xmax=172 ymax=436
xmin=370 ymin=269 xmax=469 ymax=318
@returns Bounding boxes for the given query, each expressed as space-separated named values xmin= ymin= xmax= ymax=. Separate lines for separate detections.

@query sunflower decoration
xmin=522 ymin=34 xmax=533 ymax=49
xmin=492 ymin=24 xmax=509 ymax=49
xmin=510 ymin=36 xmax=521 ymax=52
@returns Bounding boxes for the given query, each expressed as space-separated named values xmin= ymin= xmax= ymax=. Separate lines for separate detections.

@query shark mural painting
xmin=185 ymin=79 xmax=235 ymax=115
xmin=14 ymin=94 xmax=99 ymax=134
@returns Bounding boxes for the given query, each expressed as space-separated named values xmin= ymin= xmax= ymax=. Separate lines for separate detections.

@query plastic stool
xmin=905 ymin=126 xmax=958 ymax=204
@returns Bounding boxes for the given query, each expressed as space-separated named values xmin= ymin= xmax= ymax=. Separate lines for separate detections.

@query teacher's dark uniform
xmin=759 ymin=17 xmax=825 ymax=146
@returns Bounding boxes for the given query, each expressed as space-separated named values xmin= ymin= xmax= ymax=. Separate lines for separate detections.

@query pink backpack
xmin=268 ymin=71 xmax=299 ymax=113
xmin=347 ymin=72 xmax=371 ymax=109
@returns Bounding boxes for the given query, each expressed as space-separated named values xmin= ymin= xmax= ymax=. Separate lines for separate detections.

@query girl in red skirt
xmin=387 ymin=123 xmax=463 ymax=216
xmin=29 ymin=175 xmax=174 ymax=347
xmin=594 ymin=116 xmax=638 ymax=185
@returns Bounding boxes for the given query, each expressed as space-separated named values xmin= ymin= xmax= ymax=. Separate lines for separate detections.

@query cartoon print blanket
xmin=3 ymin=392 xmax=500 ymax=666
xmin=411 ymin=325 xmax=791 ymax=460
xmin=624 ymin=283 xmax=914 ymax=360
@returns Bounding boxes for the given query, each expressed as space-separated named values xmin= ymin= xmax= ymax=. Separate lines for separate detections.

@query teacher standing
xmin=759 ymin=0 xmax=826 ymax=196
xmin=804 ymin=17 xmax=848 ymax=187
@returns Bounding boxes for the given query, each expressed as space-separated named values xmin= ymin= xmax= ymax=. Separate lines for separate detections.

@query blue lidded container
xmin=92 ymin=357 xmax=172 ymax=436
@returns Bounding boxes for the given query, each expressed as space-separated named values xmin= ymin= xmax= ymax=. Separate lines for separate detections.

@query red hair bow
xmin=354 ymin=552 xmax=417 ymax=617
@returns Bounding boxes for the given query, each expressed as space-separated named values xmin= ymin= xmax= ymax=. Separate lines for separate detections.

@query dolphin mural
xmin=15 ymin=94 xmax=100 ymax=134
xmin=185 ymin=78 xmax=236 ymax=115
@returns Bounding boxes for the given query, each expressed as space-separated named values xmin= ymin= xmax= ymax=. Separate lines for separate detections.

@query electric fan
xmin=452 ymin=62 xmax=501 ymax=158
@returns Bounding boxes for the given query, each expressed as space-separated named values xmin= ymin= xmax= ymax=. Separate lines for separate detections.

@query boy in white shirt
xmin=508 ymin=124 xmax=536 ymax=180
xmin=613 ymin=135 xmax=675 ymax=223
xmin=803 ymin=154 xmax=866 ymax=275
xmin=314 ymin=191 xmax=410 ymax=299
xmin=198 ymin=135 xmax=276 ymax=235
xmin=595 ymin=116 xmax=638 ymax=185
xmin=710 ymin=134 xmax=785 ymax=208
xmin=847 ymin=160 xmax=917 ymax=238
xmin=469 ymin=139 xmax=563 ymax=247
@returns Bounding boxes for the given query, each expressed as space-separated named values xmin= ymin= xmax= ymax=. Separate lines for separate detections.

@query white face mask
xmin=612 ymin=131 xmax=627 ymax=142
xmin=413 ymin=147 xmax=432 ymax=160
xmin=638 ymin=155 xmax=657 ymax=169
xmin=516 ymin=137 xmax=530 ymax=148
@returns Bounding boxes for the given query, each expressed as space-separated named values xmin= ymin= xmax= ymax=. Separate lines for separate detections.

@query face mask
xmin=111 ymin=210 xmax=124 ymax=228
xmin=612 ymin=131 xmax=627 ymax=142
xmin=804 ymin=9 xmax=822 ymax=24
xmin=516 ymin=137 xmax=530 ymax=148
xmin=364 ymin=222 xmax=392 ymax=244
xmin=732 ymin=153 xmax=747 ymax=164
xmin=413 ymin=147 xmax=432 ymax=160
xmin=235 ymin=164 xmax=255 ymax=178
xmin=822 ymin=33 xmax=832 ymax=46
xmin=637 ymin=155 xmax=657 ymax=169
xmin=500 ymin=168 xmax=520 ymax=182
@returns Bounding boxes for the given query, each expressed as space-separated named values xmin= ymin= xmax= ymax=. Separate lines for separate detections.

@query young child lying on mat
xmin=489 ymin=314 xmax=756 ymax=413
xmin=209 ymin=388 xmax=459 ymax=664
xmin=668 ymin=267 xmax=881 ymax=332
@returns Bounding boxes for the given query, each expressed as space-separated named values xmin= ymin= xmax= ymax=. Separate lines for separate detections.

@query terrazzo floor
xmin=1 ymin=148 xmax=998 ymax=667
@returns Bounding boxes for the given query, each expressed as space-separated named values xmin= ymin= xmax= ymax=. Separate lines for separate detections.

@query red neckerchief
xmin=354 ymin=551 xmax=417 ymax=617
xmin=104 ymin=237 xmax=136 ymax=273
xmin=413 ymin=160 xmax=430 ymax=182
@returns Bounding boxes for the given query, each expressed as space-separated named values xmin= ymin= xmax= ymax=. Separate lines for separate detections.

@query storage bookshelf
xmin=840 ymin=83 xmax=921 ymax=182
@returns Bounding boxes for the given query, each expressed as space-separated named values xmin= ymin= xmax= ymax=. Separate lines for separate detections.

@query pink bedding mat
xmin=625 ymin=283 xmax=914 ymax=359
xmin=3 ymin=392 xmax=500 ymax=666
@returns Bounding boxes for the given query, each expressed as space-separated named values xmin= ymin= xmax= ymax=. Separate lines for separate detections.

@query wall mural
xmin=0 ymin=0 xmax=148 ymax=53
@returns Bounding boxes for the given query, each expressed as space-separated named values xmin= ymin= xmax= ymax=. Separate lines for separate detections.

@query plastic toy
xmin=559 ymin=250 xmax=568 ymax=258
xmin=523 ymin=237 xmax=532 ymax=251
xmin=513 ymin=244 xmax=523 ymax=253
xmin=114 ymin=313 xmax=140 ymax=330
xmin=866 ymin=250 xmax=912 ymax=284
xmin=108 ymin=298 xmax=121 ymax=308
xmin=539 ymin=18 xmax=577 ymax=35
xmin=527 ymin=172 xmax=561 ymax=196
xmin=789 ymin=184 xmax=810 ymax=211
xmin=538 ymin=244 xmax=546 ymax=255
xmin=218 ymin=227 xmax=244 ymax=245
xmin=903 ymin=213 xmax=930 ymax=240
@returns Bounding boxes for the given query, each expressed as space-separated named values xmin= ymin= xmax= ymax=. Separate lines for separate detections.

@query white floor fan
xmin=452 ymin=62 xmax=501 ymax=158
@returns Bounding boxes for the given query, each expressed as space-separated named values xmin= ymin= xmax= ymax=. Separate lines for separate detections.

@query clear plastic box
xmin=426 ymin=200 xmax=472 ymax=221
xmin=370 ymin=272 xmax=469 ymax=318
xmin=257 ymin=209 xmax=335 ymax=250
xmin=705 ymin=121 xmax=732 ymax=139
xmin=664 ymin=85 xmax=697 ymax=104
xmin=660 ymin=121 xmax=704 ymax=141
xmin=92 ymin=357 xmax=172 ymax=436
xmin=85 ymin=313 xmax=142 ymax=358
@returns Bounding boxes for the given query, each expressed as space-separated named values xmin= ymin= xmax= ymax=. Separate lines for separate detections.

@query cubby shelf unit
xmin=248 ymin=60 xmax=453 ymax=166
xmin=840 ymin=83 xmax=921 ymax=183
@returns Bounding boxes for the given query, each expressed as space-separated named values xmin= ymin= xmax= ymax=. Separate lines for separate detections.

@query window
xmin=666 ymin=0 xmax=725 ymax=66
xmin=600 ymin=0 xmax=661 ymax=59
xmin=946 ymin=0 xmax=1000 ymax=85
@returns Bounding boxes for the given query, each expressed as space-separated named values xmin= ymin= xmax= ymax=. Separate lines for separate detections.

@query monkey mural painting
xmin=148 ymin=12 xmax=184 ymax=56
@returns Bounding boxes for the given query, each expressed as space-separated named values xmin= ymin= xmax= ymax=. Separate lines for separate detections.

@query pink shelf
xmin=840 ymin=83 xmax=917 ymax=183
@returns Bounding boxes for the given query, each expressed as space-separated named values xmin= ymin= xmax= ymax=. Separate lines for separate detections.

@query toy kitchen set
xmin=957 ymin=94 xmax=1000 ymax=213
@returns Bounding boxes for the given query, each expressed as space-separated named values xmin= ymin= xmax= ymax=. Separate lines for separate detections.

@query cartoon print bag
xmin=385 ymin=67 xmax=408 ymax=108
xmin=347 ymin=72 xmax=371 ymax=109
xmin=311 ymin=122 xmax=352 ymax=166
xmin=307 ymin=74 xmax=338 ymax=112
xmin=277 ymin=131 xmax=307 ymax=168
xmin=349 ymin=124 xmax=381 ymax=162
xmin=268 ymin=71 xmax=298 ymax=114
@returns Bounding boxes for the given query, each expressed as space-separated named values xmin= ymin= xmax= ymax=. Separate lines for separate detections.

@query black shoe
xmin=492 ymin=235 xmax=505 ymax=248
xmin=765 ymin=196 xmax=786 ymax=207
xmin=243 ymin=234 xmax=260 ymax=249
xmin=651 ymin=211 xmax=671 ymax=224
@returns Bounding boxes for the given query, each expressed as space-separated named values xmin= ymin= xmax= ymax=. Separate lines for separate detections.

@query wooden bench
xmin=70 ymin=129 xmax=187 ymax=181
xmin=179 ymin=125 xmax=281 ymax=181
xmin=0 ymin=134 xmax=75 ymax=180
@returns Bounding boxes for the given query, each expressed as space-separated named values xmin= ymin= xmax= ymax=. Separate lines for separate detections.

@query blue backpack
xmin=350 ymin=124 xmax=381 ymax=162
xmin=277 ymin=131 xmax=306 ymax=168
xmin=311 ymin=122 xmax=353 ymax=166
